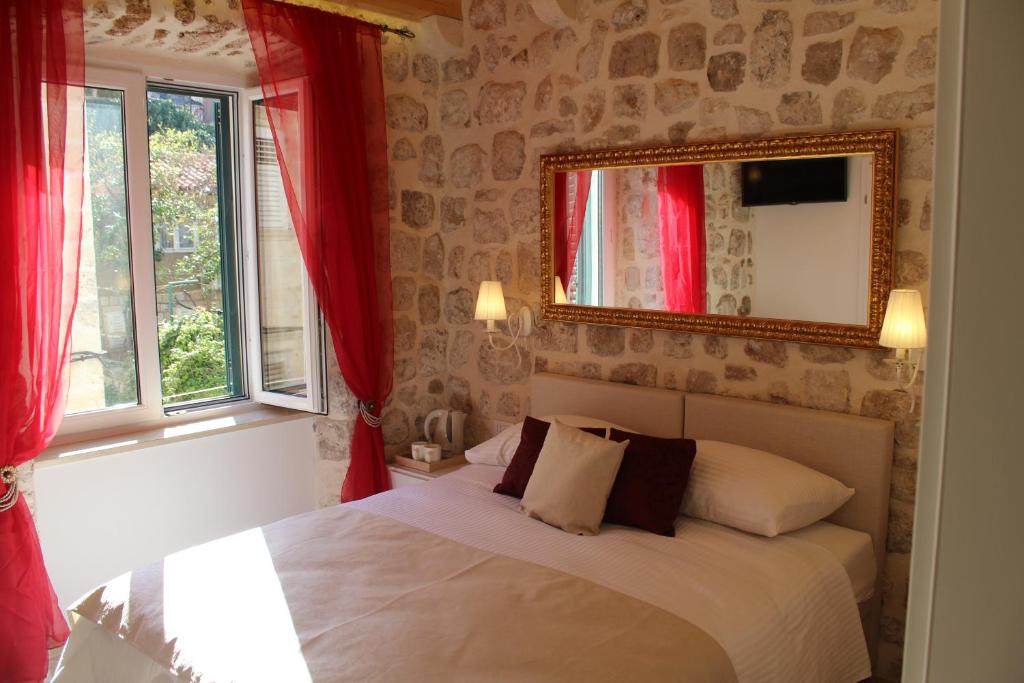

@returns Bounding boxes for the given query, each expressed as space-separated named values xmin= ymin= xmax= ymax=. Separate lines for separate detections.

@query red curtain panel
xmin=552 ymin=170 xmax=592 ymax=299
xmin=657 ymin=165 xmax=707 ymax=314
xmin=242 ymin=0 xmax=393 ymax=502
xmin=0 ymin=0 xmax=84 ymax=678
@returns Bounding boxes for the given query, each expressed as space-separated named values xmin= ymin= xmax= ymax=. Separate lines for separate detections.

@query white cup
xmin=410 ymin=441 xmax=428 ymax=461
xmin=423 ymin=443 xmax=442 ymax=464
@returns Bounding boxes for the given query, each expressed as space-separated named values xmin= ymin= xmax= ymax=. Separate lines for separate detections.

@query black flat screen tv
xmin=740 ymin=157 xmax=848 ymax=206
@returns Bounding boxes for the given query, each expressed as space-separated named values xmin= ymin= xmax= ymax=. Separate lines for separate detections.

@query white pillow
xmin=465 ymin=421 xmax=524 ymax=466
xmin=464 ymin=415 xmax=625 ymax=467
xmin=681 ymin=440 xmax=854 ymax=537
xmin=521 ymin=421 xmax=628 ymax=535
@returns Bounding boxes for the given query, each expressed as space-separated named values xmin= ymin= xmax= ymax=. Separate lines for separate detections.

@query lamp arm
xmin=891 ymin=349 xmax=922 ymax=412
xmin=903 ymin=357 xmax=921 ymax=391
xmin=487 ymin=313 xmax=525 ymax=367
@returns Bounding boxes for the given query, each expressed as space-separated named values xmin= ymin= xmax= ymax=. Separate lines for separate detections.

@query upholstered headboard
xmin=527 ymin=372 xmax=895 ymax=657
xmin=683 ymin=393 xmax=894 ymax=660
xmin=529 ymin=372 xmax=894 ymax=557
xmin=530 ymin=372 xmax=684 ymax=438
xmin=683 ymin=394 xmax=894 ymax=576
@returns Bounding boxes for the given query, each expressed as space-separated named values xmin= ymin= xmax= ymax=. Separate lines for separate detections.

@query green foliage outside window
xmin=157 ymin=308 xmax=228 ymax=403
xmin=148 ymin=126 xmax=222 ymax=292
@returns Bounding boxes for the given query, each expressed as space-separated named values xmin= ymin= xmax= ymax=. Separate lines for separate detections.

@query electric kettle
xmin=423 ymin=409 xmax=466 ymax=455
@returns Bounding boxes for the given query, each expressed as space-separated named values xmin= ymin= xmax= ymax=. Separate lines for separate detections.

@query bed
xmin=52 ymin=372 xmax=894 ymax=683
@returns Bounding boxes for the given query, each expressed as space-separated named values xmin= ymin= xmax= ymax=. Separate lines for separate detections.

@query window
xmin=69 ymin=87 xmax=140 ymax=415
xmin=60 ymin=68 xmax=326 ymax=437
xmin=147 ymin=86 xmax=243 ymax=407
xmin=243 ymin=96 xmax=326 ymax=412
xmin=574 ymin=171 xmax=605 ymax=307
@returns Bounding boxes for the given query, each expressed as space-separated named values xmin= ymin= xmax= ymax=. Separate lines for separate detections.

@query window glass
xmin=67 ymin=87 xmax=140 ymax=415
xmin=252 ymin=102 xmax=308 ymax=398
xmin=147 ymin=87 xmax=243 ymax=407
xmin=574 ymin=171 xmax=605 ymax=307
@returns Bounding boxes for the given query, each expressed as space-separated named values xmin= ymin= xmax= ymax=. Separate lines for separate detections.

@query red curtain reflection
xmin=657 ymin=165 xmax=706 ymax=313
xmin=553 ymin=170 xmax=592 ymax=299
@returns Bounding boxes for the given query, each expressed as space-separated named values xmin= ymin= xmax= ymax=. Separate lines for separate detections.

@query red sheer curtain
xmin=242 ymin=0 xmax=393 ymax=502
xmin=0 ymin=0 xmax=84 ymax=679
xmin=657 ymin=165 xmax=706 ymax=313
xmin=552 ymin=170 xmax=592 ymax=298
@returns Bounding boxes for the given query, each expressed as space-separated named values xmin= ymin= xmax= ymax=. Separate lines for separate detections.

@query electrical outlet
xmin=490 ymin=419 xmax=515 ymax=437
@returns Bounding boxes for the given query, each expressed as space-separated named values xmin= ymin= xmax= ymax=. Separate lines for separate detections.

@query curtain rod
xmin=377 ymin=23 xmax=416 ymax=39
xmin=273 ymin=0 xmax=416 ymax=38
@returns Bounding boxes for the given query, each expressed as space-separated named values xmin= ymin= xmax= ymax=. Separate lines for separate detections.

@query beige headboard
xmin=530 ymin=373 xmax=684 ymax=438
xmin=683 ymin=393 xmax=894 ymax=660
xmin=527 ymin=372 xmax=894 ymax=657
xmin=529 ymin=373 xmax=894 ymax=557
xmin=683 ymin=394 xmax=894 ymax=569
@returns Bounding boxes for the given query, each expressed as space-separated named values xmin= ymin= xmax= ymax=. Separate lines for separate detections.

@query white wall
xmin=34 ymin=417 xmax=316 ymax=608
xmin=753 ymin=155 xmax=872 ymax=324
xmin=903 ymin=0 xmax=1024 ymax=680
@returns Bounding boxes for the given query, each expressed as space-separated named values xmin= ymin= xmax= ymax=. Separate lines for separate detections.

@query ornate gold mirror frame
xmin=539 ymin=129 xmax=899 ymax=348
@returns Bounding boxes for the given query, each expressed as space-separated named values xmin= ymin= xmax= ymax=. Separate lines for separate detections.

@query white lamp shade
xmin=879 ymin=289 xmax=927 ymax=349
xmin=474 ymin=281 xmax=508 ymax=321
xmin=553 ymin=276 xmax=568 ymax=304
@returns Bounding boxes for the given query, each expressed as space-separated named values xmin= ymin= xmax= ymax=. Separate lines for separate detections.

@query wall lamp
xmin=553 ymin=276 xmax=568 ymax=304
xmin=474 ymin=280 xmax=533 ymax=366
xmin=879 ymin=288 xmax=927 ymax=409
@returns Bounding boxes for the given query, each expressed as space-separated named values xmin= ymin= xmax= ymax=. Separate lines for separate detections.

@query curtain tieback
xmin=0 ymin=466 xmax=18 ymax=513
xmin=358 ymin=400 xmax=382 ymax=428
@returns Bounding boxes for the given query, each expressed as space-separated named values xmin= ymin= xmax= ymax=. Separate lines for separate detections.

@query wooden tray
xmin=392 ymin=452 xmax=466 ymax=473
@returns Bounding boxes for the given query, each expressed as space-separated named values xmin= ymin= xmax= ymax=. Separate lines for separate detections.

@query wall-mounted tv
xmin=741 ymin=157 xmax=849 ymax=207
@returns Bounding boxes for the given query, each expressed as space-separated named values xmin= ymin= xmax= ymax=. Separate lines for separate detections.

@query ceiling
xmin=84 ymin=0 xmax=459 ymax=74
xmin=85 ymin=0 xmax=256 ymax=72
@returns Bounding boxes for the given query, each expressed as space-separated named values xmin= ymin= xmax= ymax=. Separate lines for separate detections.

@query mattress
xmin=53 ymin=464 xmax=871 ymax=683
xmin=788 ymin=520 xmax=877 ymax=603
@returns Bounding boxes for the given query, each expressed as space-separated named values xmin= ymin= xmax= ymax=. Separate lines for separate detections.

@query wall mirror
xmin=539 ymin=130 xmax=899 ymax=348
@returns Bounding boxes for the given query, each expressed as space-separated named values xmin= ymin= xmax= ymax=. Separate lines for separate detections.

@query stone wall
xmin=360 ymin=1 xmax=937 ymax=679
xmin=612 ymin=166 xmax=666 ymax=309
xmin=704 ymin=161 xmax=755 ymax=315
xmin=84 ymin=0 xmax=254 ymax=71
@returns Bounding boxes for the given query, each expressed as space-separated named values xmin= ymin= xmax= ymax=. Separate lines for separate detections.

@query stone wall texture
xmin=612 ymin=167 xmax=667 ymax=309
xmin=367 ymin=1 xmax=937 ymax=679
xmin=704 ymin=161 xmax=755 ymax=315
xmin=84 ymin=0 xmax=254 ymax=70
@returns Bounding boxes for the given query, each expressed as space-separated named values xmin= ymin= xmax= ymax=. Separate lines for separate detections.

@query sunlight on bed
xmin=162 ymin=528 xmax=312 ymax=683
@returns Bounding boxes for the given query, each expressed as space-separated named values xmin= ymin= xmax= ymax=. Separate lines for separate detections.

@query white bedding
xmin=789 ymin=520 xmax=876 ymax=603
xmin=54 ymin=464 xmax=871 ymax=683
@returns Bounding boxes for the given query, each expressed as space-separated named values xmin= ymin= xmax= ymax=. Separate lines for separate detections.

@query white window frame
xmin=240 ymin=83 xmax=326 ymax=414
xmin=58 ymin=65 xmax=326 ymax=442
xmin=61 ymin=66 xmax=165 ymax=437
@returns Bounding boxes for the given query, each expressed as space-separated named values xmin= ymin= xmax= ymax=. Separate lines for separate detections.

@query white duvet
xmin=54 ymin=464 xmax=871 ymax=683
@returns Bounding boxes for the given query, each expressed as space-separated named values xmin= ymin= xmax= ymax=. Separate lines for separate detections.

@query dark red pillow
xmin=493 ymin=417 xmax=607 ymax=499
xmin=603 ymin=429 xmax=697 ymax=537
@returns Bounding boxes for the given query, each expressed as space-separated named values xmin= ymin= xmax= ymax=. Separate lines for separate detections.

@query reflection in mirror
xmin=552 ymin=155 xmax=873 ymax=326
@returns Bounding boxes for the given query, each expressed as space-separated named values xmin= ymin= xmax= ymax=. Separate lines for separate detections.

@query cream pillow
xmin=681 ymin=440 xmax=855 ymax=537
xmin=521 ymin=421 xmax=628 ymax=535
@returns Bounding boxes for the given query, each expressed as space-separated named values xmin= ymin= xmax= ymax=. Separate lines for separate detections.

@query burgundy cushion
xmin=493 ymin=417 xmax=607 ymax=499
xmin=603 ymin=429 xmax=697 ymax=537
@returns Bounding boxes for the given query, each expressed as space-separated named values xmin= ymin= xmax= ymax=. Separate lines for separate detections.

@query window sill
xmin=37 ymin=405 xmax=312 ymax=468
